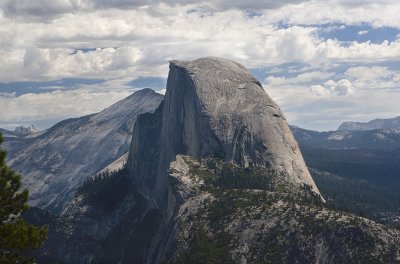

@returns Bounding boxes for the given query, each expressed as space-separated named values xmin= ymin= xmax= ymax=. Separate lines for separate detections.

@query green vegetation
xmin=172 ymin=156 xmax=400 ymax=263
xmin=184 ymin=156 xmax=321 ymax=204
xmin=0 ymin=132 xmax=47 ymax=263
xmin=175 ymin=228 xmax=234 ymax=264
xmin=77 ymin=167 xmax=132 ymax=212
xmin=174 ymin=156 xmax=329 ymax=263
xmin=301 ymin=146 xmax=400 ymax=226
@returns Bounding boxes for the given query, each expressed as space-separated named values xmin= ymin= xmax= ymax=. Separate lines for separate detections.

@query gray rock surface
xmin=168 ymin=156 xmax=400 ymax=264
xmin=4 ymin=89 xmax=163 ymax=213
xmin=14 ymin=124 xmax=39 ymax=135
xmin=338 ymin=116 xmax=400 ymax=131
xmin=127 ymin=57 xmax=322 ymax=202
xmin=33 ymin=154 xmax=400 ymax=264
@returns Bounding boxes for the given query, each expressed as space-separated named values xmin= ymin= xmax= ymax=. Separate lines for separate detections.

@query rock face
xmin=14 ymin=124 xmax=39 ymax=135
xmin=5 ymin=89 xmax=163 ymax=213
xmin=127 ymin=57 xmax=322 ymax=202
xmin=167 ymin=156 xmax=400 ymax=264
xmin=338 ymin=116 xmax=400 ymax=131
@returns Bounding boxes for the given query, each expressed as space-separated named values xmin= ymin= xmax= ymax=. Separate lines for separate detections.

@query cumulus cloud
xmin=309 ymin=85 xmax=330 ymax=96
xmin=269 ymin=0 xmax=400 ymax=28
xmin=310 ymin=79 xmax=354 ymax=96
xmin=344 ymin=66 xmax=400 ymax=91
xmin=0 ymin=0 xmax=399 ymax=131
xmin=325 ymin=79 xmax=355 ymax=96
xmin=0 ymin=47 xmax=143 ymax=81
xmin=266 ymin=71 xmax=334 ymax=86
xmin=345 ymin=66 xmax=394 ymax=80
xmin=1 ymin=9 xmax=399 ymax=82
xmin=358 ymin=30 xmax=369 ymax=35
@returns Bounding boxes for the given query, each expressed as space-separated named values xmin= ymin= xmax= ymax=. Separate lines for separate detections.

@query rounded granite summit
xmin=128 ymin=57 xmax=323 ymax=201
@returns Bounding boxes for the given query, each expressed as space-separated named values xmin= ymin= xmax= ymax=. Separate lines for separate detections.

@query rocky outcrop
xmin=14 ymin=124 xmax=39 ymax=135
xmin=168 ymin=155 xmax=400 ymax=264
xmin=121 ymin=57 xmax=324 ymax=263
xmin=5 ymin=89 xmax=163 ymax=213
xmin=127 ymin=57 xmax=322 ymax=204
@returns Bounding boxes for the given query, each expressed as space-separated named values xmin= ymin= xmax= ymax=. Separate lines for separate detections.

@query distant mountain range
xmin=337 ymin=116 xmax=400 ymax=131
xmin=291 ymin=125 xmax=400 ymax=150
xmin=1 ymin=125 xmax=40 ymax=138
xmin=290 ymin=124 xmax=400 ymax=225
xmin=2 ymin=88 xmax=163 ymax=213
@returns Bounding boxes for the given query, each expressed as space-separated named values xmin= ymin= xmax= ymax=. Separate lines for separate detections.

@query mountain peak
xmin=133 ymin=87 xmax=156 ymax=95
xmin=14 ymin=124 xmax=39 ymax=135
xmin=127 ymin=57 xmax=323 ymax=203
xmin=6 ymin=91 xmax=164 ymax=212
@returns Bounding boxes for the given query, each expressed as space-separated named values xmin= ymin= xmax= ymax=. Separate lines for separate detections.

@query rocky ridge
xmin=4 ymin=88 xmax=163 ymax=213
xmin=338 ymin=116 xmax=400 ymax=131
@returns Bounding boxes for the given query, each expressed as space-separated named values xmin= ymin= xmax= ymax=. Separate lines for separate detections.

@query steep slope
xmin=5 ymin=88 xmax=163 ymax=213
xmin=34 ymin=156 xmax=400 ymax=263
xmin=338 ymin=116 xmax=400 ymax=131
xmin=127 ymin=57 xmax=322 ymax=204
xmin=169 ymin=156 xmax=400 ymax=263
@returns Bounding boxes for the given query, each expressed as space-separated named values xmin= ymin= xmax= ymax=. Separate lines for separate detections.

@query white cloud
xmin=0 ymin=47 xmax=143 ymax=81
xmin=266 ymin=70 xmax=333 ymax=87
xmin=157 ymin=88 xmax=166 ymax=95
xmin=308 ymin=79 xmax=355 ymax=97
xmin=0 ymin=0 xmax=400 ymax=131
xmin=310 ymin=84 xmax=330 ymax=96
xmin=345 ymin=66 xmax=394 ymax=80
xmin=325 ymin=79 xmax=355 ymax=96
xmin=343 ymin=66 xmax=400 ymax=91
xmin=266 ymin=0 xmax=400 ymax=28
xmin=0 ymin=3 xmax=399 ymax=82
xmin=357 ymin=30 xmax=369 ymax=35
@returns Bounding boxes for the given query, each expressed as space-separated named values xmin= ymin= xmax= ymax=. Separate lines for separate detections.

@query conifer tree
xmin=0 ymin=132 xmax=47 ymax=263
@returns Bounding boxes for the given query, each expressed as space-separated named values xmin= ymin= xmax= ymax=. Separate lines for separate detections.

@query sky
xmin=0 ymin=0 xmax=399 ymax=131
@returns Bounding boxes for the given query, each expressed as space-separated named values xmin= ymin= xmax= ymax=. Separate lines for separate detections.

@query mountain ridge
xmin=338 ymin=116 xmax=400 ymax=131
xmin=3 ymin=88 xmax=163 ymax=213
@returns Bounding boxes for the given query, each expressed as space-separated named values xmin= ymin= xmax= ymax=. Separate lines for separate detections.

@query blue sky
xmin=0 ymin=0 xmax=399 ymax=131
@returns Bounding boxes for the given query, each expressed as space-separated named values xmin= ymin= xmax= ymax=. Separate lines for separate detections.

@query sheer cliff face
xmin=127 ymin=57 xmax=322 ymax=201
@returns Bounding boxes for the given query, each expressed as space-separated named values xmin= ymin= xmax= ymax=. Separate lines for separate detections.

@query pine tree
xmin=0 ymin=132 xmax=47 ymax=263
